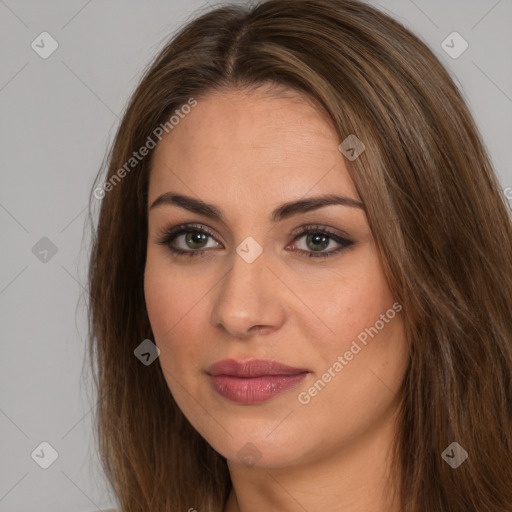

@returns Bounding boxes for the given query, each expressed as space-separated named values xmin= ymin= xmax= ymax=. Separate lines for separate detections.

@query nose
xmin=209 ymin=246 xmax=286 ymax=339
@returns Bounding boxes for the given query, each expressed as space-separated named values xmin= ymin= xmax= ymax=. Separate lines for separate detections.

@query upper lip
xmin=207 ymin=358 xmax=309 ymax=377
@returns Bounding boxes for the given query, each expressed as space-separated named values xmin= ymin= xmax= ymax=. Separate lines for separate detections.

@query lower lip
xmin=209 ymin=373 xmax=309 ymax=404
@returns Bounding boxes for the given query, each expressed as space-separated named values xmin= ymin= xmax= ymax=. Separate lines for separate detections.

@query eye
xmin=288 ymin=225 xmax=354 ymax=258
xmin=156 ymin=223 xmax=354 ymax=259
xmin=157 ymin=223 xmax=220 ymax=258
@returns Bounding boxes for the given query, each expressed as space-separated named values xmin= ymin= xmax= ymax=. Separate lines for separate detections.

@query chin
xmin=207 ymin=429 xmax=309 ymax=469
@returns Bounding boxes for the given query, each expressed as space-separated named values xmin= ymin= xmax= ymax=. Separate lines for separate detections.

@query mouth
xmin=206 ymin=358 xmax=310 ymax=404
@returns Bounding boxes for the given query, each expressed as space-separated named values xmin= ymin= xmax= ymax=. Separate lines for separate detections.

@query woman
xmin=87 ymin=0 xmax=512 ymax=510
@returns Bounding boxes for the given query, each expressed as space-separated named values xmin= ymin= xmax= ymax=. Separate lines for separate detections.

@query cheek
xmin=143 ymin=258 xmax=195 ymax=344
xmin=144 ymin=264 xmax=174 ymax=338
xmin=315 ymin=269 xmax=407 ymax=410
xmin=306 ymin=254 xmax=397 ymax=356
xmin=143 ymin=257 xmax=210 ymax=370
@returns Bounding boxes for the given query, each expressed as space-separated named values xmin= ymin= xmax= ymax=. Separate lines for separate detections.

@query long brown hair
xmin=87 ymin=0 xmax=512 ymax=510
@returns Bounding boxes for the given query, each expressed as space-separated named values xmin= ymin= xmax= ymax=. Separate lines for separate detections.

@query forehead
xmin=148 ymin=87 xmax=360 ymax=214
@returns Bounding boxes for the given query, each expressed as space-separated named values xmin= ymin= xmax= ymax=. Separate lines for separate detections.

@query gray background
xmin=0 ymin=0 xmax=511 ymax=511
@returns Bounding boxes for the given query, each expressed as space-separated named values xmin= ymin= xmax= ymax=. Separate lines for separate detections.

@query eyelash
xmin=156 ymin=223 xmax=354 ymax=259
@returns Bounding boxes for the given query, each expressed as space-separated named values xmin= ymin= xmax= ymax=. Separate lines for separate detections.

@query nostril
xmin=250 ymin=325 xmax=272 ymax=335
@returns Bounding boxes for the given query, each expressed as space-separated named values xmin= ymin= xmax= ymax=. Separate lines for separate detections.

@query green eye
xmin=157 ymin=223 xmax=354 ymax=259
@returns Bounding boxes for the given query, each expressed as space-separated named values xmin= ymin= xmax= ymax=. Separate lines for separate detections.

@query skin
xmin=144 ymin=85 xmax=410 ymax=512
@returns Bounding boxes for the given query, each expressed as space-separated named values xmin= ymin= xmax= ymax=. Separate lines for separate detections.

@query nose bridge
xmin=210 ymin=242 xmax=286 ymax=337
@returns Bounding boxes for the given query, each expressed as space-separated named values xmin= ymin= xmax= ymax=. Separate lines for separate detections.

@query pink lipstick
xmin=207 ymin=359 xmax=309 ymax=404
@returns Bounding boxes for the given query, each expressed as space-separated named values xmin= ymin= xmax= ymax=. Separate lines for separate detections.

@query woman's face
xmin=144 ymin=86 xmax=410 ymax=469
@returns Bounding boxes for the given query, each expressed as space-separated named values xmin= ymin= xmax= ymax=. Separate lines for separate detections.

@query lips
xmin=206 ymin=359 xmax=310 ymax=404
xmin=207 ymin=358 xmax=309 ymax=377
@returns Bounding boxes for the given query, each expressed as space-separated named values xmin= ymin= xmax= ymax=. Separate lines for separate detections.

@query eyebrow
xmin=149 ymin=192 xmax=364 ymax=223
